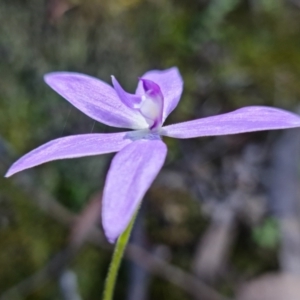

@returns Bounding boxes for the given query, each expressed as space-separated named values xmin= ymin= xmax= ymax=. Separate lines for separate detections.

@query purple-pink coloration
xmin=103 ymin=139 xmax=167 ymax=240
xmin=5 ymin=67 xmax=300 ymax=242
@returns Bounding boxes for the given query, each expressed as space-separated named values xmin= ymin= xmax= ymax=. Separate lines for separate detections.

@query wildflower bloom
xmin=5 ymin=67 xmax=300 ymax=242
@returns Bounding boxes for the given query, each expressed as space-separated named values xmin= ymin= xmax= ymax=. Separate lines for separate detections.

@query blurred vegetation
xmin=1 ymin=0 xmax=300 ymax=299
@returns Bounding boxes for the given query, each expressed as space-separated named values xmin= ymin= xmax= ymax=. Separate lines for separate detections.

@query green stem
xmin=102 ymin=211 xmax=138 ymax=300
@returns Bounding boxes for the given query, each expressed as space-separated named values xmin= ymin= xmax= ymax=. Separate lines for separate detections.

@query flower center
xmin=112 ymin=76 xmax=164 ymax=130
xmin=137 ymin=79 xmax=163 ymax=130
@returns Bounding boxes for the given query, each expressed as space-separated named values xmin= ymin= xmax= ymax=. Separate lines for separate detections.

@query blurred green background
xmin=1 ymin=0 xmax=300 ymax=299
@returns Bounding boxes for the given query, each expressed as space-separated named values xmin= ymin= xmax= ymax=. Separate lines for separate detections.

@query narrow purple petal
xmin=44 ymin=72 xmax=148 ymax=129
xmin=102 ymin=139 xmax=167 ymax=243
xmin=111 ymin=76 xmax=142 ymax=109
xmin=161 ymin=106 xmax=300 ymax=139
xmin=135 ymin=67 xmax=183 ymax=122
xmin=5 ymin=132 xmax=133 ymax=177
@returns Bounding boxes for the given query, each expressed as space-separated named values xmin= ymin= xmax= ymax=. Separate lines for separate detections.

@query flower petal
xmin=5 ymin=132 xmax=133 ymax=177
xmin=161 ymin=106 xmax=300 ymax=139
xmin=136 ymin=67 xmax=183 ymax=122
xmin=111 ymin=76 xmax=142 ymax=109
xmin=44 ymin=72 xmax=148 ymax=129
xmin=102 ymin=138 xmax=167 ymax=243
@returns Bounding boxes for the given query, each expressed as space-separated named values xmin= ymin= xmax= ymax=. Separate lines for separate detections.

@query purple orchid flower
xmin=5 ymin=67 xmax=300 ymax=242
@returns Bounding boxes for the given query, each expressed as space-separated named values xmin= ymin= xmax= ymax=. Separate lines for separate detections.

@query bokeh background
xmin=1 ymin=0 xmax=300 ymax=299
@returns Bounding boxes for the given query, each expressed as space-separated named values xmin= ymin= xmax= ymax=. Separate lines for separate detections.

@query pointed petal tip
xmin=44 ymin=72 xmax=71 ymax=88
xmin=5 ymin=165 xmax=24 ymax=178
xmin=4 ymin=170 xmax=12 ymax=178
xmin=44 ymin=72 xmax=61 ymax=83
xmin=43 ymin=73 xmax=51 ymax=84
xmin=5 ymin=165 xmax=22 ymax=178
xmin=4 ymin=165 xmax=18 ymax=178
xmin=44 ymin=71 xmax=80 ymax=85
xmin=104 ymin=231 xmax=117 ymax=244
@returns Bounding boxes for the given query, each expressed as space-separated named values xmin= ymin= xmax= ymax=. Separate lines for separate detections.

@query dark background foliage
xmin=1 ymin=0 xmax=300 ymax=299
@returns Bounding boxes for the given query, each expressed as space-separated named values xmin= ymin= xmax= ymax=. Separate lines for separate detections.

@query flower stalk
xmin=102 ymin=209 xmax=138 ymax=300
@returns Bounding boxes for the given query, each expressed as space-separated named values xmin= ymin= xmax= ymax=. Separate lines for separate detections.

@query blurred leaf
xmin=252 ymin=218 xmax=280 ymax=249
